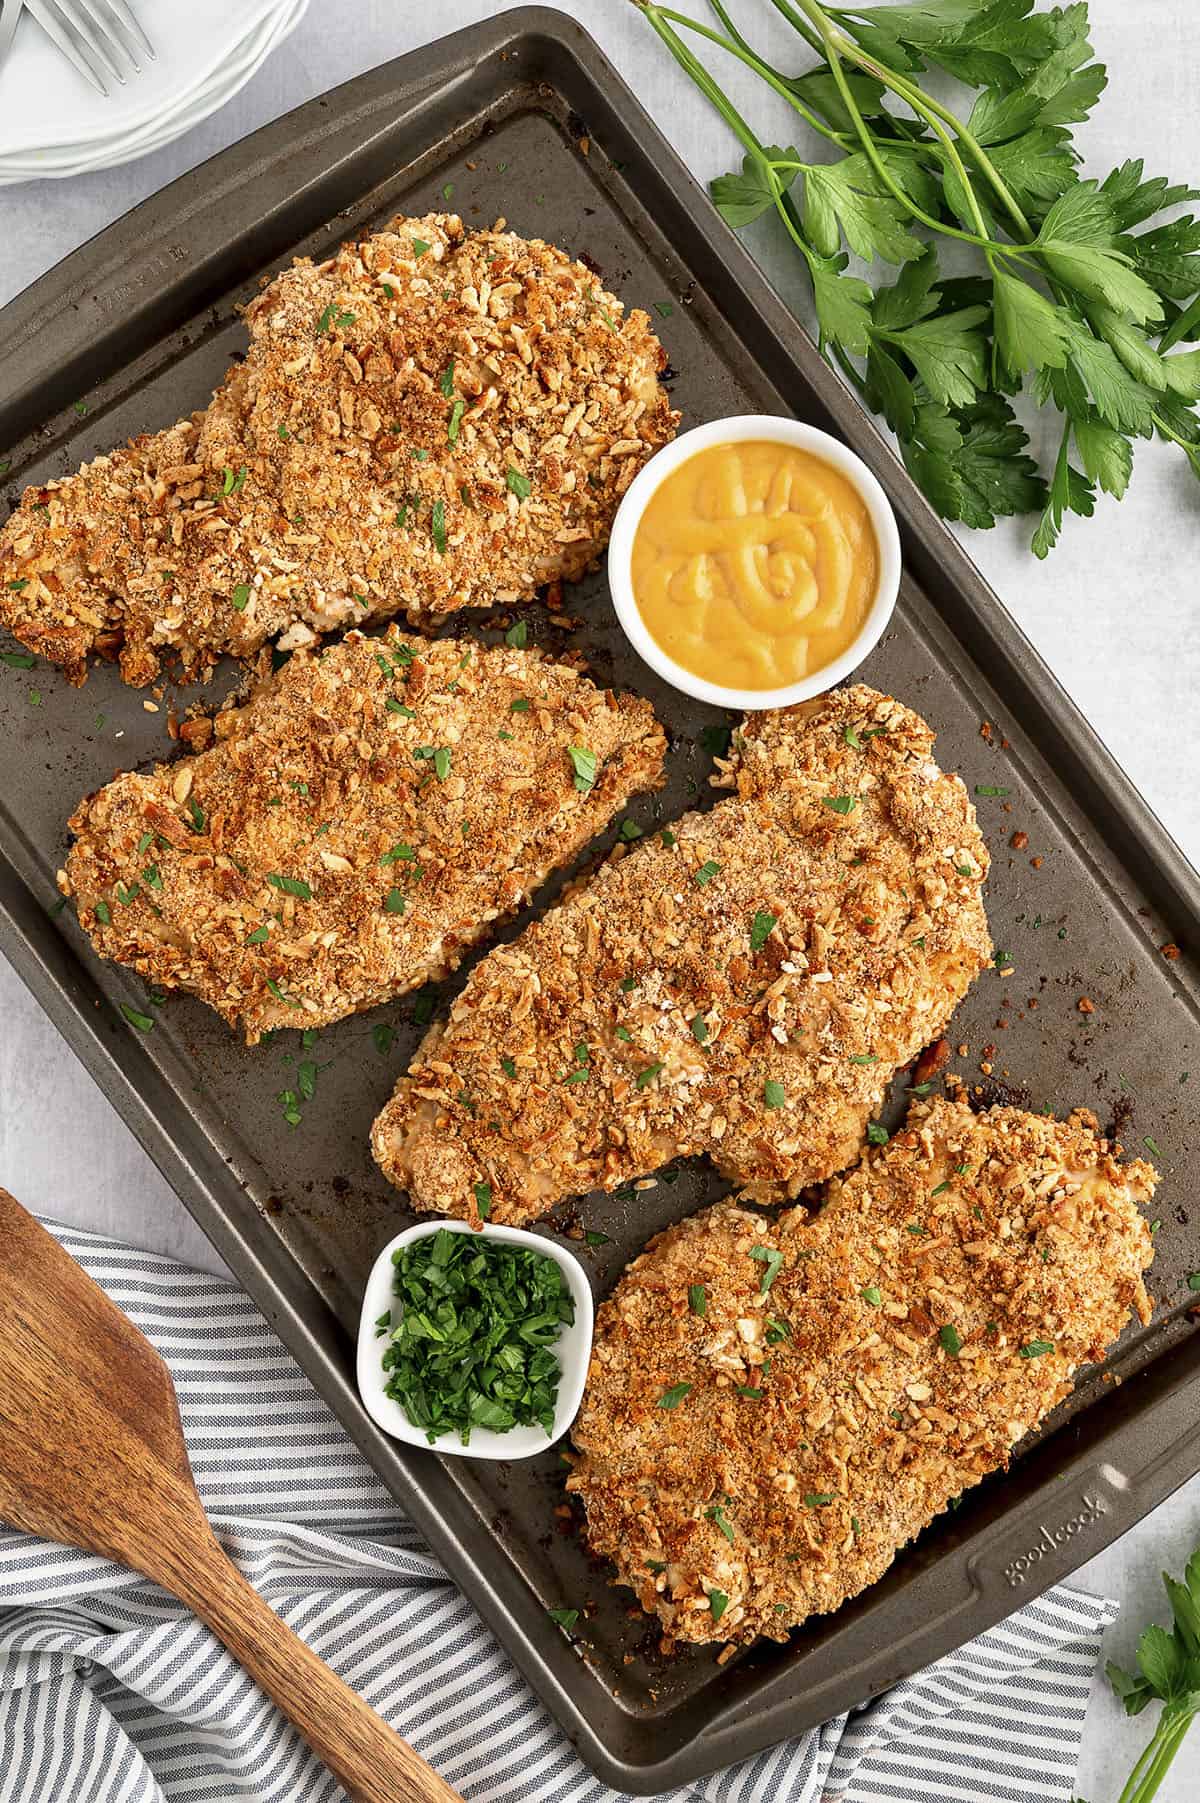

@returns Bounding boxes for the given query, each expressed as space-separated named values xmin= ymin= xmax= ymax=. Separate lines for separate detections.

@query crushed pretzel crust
xmin=567 ymin=1095 xmax=1156 ymax=1648
xmin=0 ymin=214 xmax=678 ymax=686
xmin=372 ymin=684 xmax=993 ymax=1223
xmin=59 ymin=632 xmax=665 ymax=1043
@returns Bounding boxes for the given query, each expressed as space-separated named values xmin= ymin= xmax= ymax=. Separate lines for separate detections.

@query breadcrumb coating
xmin=0 ymin=215 xmax=677 ymax=686
xmin=372 ymin=685 xmax=992 ymax=1222
xmin=567 ymin=1096 xmax=1156 ymax=1648
xmin=60 ymin=632 xmax=665 ymax=1042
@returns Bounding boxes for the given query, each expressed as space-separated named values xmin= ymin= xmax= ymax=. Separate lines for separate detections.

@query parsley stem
xmin=1151 ymin=411 xmax=1195 ymax=452
xmin=651 ymin=7 xmax=845 ymax=147
xmin=645 ymin=9 xmax=763 ymax=160
xmin=791 ymin=0 xmax=997 ymax=249
xmin=649 ymin=1 xmax=1009 ymax=256
xmin=1117 ymin=1734 xmax=1159 ymax=1803
xmin=776 ymin=0 xmax=1038 ymax=252
xmin=1118 ymin=1707 xmax=1195 ymax=1803
xmin=833 ymin=29 xmax=1034 ymax=241
xmin=758 ymin=0 xmax=825 ymax=57
xmin=928 ymin=111 xmax=1032 ymax=242
xmin=706 ymin=0 xmax=802 ymax=66
xmin=646 ymin=9 xmax=830 ymax=287
xmin=1047 ymin=414 xmax=1073 ymax=496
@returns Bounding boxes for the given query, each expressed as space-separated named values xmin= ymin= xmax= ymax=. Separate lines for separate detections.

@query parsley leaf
xmin=267 ymin=873 xmax=312 ymax=901
xmin=1036 ymin=183 xmax=1164 ymax=326
xmin=947 ymin=395 xmax=1049 ymax=527
xmin=568 ymin=745 xmax=598 ymax=792
xmin=413 ymin=745 xmax=451 ymax=781
xmin=1074 ymin=411 xmax=1134 ymax=498
xmin=802 ymin=152 xmax=925 ymax=265
xmin=879 ymin=306 xmax=990 ymax=408
xmin=1032 ymin=422 xmax=1096 ymax=558
xmin=710 ymin=147 xmax=796 ymax=227
xmin=750 ymin=909 xmax=776 ymax=951
xmin=706 ymin=1502 xmax=736 ymax=1543
xmin=993 ymin=269 xmax=1073 ymax=375
xmin=749 ymin=1244 xmax=784 ymax=1294
xmin=811 ymin=258 xmax=875 ymax=355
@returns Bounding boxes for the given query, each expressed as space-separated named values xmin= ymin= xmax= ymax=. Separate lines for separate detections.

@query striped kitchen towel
xmin=0 ymin=1220 xmax=1115 ymax=1803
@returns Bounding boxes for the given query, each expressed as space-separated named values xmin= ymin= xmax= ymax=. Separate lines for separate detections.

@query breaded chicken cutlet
xmin=0 ymin=214 xmax=678 ymax=686
xmin=568 ymin=1096 xmax=1156 ymax=1648
xmin=60 ymin=632 xmax=665 ymax=1043
xmin=371 ymin=685 xmax=992 ymax=1222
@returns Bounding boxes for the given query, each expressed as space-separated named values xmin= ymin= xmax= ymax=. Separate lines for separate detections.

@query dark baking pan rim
xmin=2 ymin=10 xmax=1199 ymax=1792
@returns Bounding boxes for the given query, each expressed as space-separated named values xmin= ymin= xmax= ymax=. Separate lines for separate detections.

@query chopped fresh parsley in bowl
xmin=356 ymin=1220 xmax=593 ymax=1459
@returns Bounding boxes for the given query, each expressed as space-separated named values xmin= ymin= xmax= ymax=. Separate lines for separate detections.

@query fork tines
xmin=25 ymin=0 xmax=154 ymax=96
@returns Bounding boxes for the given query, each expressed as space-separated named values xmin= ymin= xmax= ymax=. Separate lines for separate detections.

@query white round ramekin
xmin=356 ymin=1219 xmax=594 ymax=1461
xmin=607 ymin=414 xmax=902 ymax=711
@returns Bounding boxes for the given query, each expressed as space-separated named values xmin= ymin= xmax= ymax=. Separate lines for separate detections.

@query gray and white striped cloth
xmin=0 ymin=1220 xmax=1115 ymax=1803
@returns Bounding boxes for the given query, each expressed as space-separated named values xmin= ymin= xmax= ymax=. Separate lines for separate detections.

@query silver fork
xmin=24 ymin=0 xmax=153 ymax=96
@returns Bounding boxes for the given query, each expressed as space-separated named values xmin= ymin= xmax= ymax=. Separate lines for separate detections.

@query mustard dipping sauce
xmin=629 ymin=439 xmax=879 ymax=691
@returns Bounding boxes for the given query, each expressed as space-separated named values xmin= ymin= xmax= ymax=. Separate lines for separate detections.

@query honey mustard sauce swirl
xmin=629 ymin=439 xmax=879 ymax=690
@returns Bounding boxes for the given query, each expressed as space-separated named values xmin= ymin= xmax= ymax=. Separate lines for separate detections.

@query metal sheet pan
xmin=2 ymin=10 xmax=1199 ymax=1791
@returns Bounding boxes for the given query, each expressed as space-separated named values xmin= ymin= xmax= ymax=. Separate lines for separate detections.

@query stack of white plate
xmin=0 ymin=0 xmax=308 ymax=183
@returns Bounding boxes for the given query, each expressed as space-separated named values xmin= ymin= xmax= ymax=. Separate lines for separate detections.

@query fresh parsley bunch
xmin=637 ymin=0 xmax=1200 ymax=554
xmin=1106 ymin=1542 xmax=1200 ymax=1803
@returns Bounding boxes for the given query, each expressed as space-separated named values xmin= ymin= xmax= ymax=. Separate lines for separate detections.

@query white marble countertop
xmin=1 ymin=2 xmax=1198 ymax=1796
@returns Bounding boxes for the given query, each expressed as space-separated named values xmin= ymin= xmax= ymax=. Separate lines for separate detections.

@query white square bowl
xmin=356 ymin=1219 xmax=594 ymax=1460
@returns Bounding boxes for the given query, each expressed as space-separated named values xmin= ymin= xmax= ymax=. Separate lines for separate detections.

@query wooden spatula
xmin=0 ymin=1186 xmax=461 ymax=1803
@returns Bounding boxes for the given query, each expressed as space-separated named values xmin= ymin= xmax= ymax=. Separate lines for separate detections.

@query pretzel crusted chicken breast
xmin=60 ymin=633 xmax=665 ymax=1042
xmin=0 ymin=214 xmax=677 ymax=686
xmin=372 ymin=685 xmax=992 ymax=1222
xmin=567 ymin=1096 xmax=1156 ymax=1648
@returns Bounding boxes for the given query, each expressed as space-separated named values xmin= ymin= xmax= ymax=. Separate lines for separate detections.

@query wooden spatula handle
xmin=170 ymin=1529 xmax=462 ymax=1803
xmin=0 ymin=1188 xmax=462 ymax=1802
